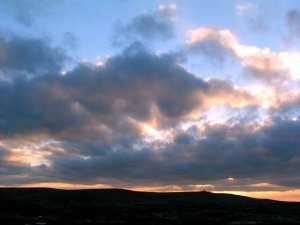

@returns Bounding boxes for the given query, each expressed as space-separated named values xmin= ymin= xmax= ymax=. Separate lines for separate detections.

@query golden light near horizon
xmin=4 ymin=181 xmax=300 ymax=202
xmin=5 ymin=182 xmax=112 ymax=190
xmin=219 ymin=190 xmax=300 ymax=202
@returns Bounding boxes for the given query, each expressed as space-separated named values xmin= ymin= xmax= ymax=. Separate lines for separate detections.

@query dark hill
xmin=1 ymin=188 xmax=300 ymax=225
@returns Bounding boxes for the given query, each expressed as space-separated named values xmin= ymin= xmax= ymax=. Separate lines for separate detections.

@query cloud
xmin=113 ymin=4 xmax=176 ymax=45
xmin=1 ymin=29 xmax=299 ymax=192
xmin=62 ymin=32 xmax=79 ymax=50
xmin=246 ymin=16 xmax=269 ymax=33
xmin=186 ymin=27 xmax=300 ymax=84
xmin=286 ymin=9 xmax=300 ymax=41
xmin=235 ymin=2 xmax=269 ymax=33
xmin=0 ymin=147 xmax=10 ymax=162
xmin=0 ymin=42 xmax=202 ymax=138
xmin=0 ymin=36 xmax=263 ymax=188
xmin=0 ymin=34 xmax=67 ymax=76
xmin=186 ymin=27 xmax=237 ymax=64
xmin=6 ymin=115 xmax=298 ymax=191
xmin=0 ymin=145 xmax=36 ymax=185
xmin=235 ymin=3 xmax=253 ymax=14
xmin=0 ymin=39 xmax=258 ymax=142
xmin=0 ymin=0 xmax=57 ymax=27
xmin=204 ymin=79 xmax=256 ymax=109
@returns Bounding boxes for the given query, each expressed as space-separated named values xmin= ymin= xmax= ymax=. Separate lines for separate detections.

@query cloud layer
xmin=1 ymin=4 xmax=300 ymax=197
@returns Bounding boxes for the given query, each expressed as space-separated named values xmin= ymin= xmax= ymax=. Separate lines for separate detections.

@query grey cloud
xmin=0 ymin=0 xmax=57 ymax=27
xmin=272 ymin=95 xmax=300 ymax=117
xmin=286 ymin=9 xmax=300 ymax=40
xmin=186 ymin=27 xmax=237 ymax=66
xmin=242 ymin=65 xmax=285 ymax=85
xmin=0 ymin=147 xmax=34 ymax=182
xmin=0 ymin=42 xmax=209 ymax=140
xmin=0 ymin=39 xmax=262 ymax=189
xmin=29 ymin=116 xmax=300 ymax=191
xmin=0 ymin=34 xmax=67 ymax=76
xmin=113 ymin=7 xmax=175 ymax=45
xmin=187 ymin=38 xmax=235 ymax=65
xmin=0 ymin=147 xmax=11 ymax=162
xmin=130 ymin=13 xmax=174 ymax=39
xmin=1 ymin=33 xmax=298 ymax=191
xmin=186 ymin=28 xmax=286 ymax=84
xmin=247 ymin=16 xmax=269 ymax=33
xmin=2 ymin=107 xmax=300 ymax=191
xmin=0 ymin=160 xmax=30 ymax=177
xmin=199 ymin=118 xmax=300 ymax=187
xmin=0 ymin=40 xmax=255 ymax=142
xmin=0 ymin=163 xmax=56 ymax=186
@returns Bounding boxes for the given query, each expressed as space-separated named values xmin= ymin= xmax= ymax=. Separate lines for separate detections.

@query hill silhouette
xmin=1 ymin=188 xmax=300 ymax=225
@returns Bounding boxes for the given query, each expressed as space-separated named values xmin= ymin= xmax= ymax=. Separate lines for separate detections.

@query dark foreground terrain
xmin=1 ymin=188 xmax=300 ymax=225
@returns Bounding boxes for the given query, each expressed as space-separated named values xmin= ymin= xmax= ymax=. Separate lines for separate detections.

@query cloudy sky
xmin=1 ymin=0 xmax=300 ymax=201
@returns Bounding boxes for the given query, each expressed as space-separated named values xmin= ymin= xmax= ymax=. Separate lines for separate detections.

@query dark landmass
xmin=1 ymin=188 xmax=300 ymax=225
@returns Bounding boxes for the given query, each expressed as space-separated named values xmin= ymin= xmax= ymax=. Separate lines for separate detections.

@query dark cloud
xmin=0 ymin=38 xmax=264 ymax=188
xmin=2 ymin=113 xmax=300 ymax=191
xmin=0 ymin=34 xmax=67 ymax=76
xmin=1 ymin=31 xmax=299 ymax=192
xmin=0 ymin=147 xmax=10 ymax=161
xmin=3 ymin=115 xmax=299 ymax=191
xmin=0 ymin=146 xmax=35 ymax=184
xmin=0 ymin=42 xmax=209 ymax=140
xmin=113 ymin=5 xmax=175 ymax=45
xmin=0 ymin=40 xmax=257 ymax=143
xmin=23 ymin=116 xmax=299 ymax=190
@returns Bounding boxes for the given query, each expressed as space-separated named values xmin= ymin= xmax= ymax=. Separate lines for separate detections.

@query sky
xmin=0 ymin=0 xmax=300 ymax=201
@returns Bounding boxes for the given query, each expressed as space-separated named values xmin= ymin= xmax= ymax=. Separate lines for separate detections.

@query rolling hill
xmin=1 ymin=188 xmax=300 ymax=225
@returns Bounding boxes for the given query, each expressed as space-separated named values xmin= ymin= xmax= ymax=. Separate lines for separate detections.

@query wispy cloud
xmin=235 ymin=2 xmax=253 ymax=14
